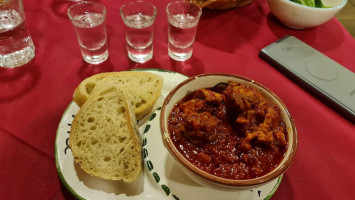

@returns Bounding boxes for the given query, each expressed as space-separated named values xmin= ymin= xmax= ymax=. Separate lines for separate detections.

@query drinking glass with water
xmin=67 ymin=1 xmax=108 ymax=65
xmin=167 ymin=1 xmax=202 ymax=61
xmin=120 ymin=1 xmax=157 ymax=63
xmin=0 ymin=0 xmax=35 ymax=68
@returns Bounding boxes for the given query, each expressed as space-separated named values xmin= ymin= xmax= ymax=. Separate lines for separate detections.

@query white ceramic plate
xmin=55 ymin=69 xmax=282 ymax=200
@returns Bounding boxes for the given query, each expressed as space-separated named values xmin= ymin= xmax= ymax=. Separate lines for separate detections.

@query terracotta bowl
xmin=160 ymin=73 xmax=297 ymax=189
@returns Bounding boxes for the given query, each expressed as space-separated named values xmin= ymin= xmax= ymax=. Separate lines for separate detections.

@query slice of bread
xmin=69 ymin=86 xmax=142 ymax=182
xmin=73 ymin=71 xmax=163 ymax=120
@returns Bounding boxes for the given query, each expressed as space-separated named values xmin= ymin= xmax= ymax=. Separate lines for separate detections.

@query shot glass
xmin=120 ymin=1 xmax=157 ymax=63
xmin=0 ymin=0 xmax=35 ymax=68
xmin=166 ymin=1 xmax=202 ymax=61
xmin=67 ymin=1 xmax=108 ymax=64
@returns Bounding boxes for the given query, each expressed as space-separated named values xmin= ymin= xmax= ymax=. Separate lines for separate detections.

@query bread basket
xmin=191 ymin=0 xmax=254 ymax=10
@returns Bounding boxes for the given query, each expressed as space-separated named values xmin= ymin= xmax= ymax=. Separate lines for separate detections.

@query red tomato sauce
xmin=168 ymin=81 xmax=288 ymax=180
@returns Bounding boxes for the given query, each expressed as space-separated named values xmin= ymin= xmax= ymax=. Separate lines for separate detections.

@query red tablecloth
xmin=1 ymin=0 xmax=354 ymax=199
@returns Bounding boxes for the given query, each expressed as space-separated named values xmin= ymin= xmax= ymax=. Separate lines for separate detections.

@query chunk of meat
xmin=223 ymin=81 xmax=264 ymax=112
xmin=180 ymin=98 xmax=206 ymax=114
xmin=183 ymin=111 xmax=220 ymax=144
xmin=194 ymin=88 xmax=225 ymax=104
xmin=178 ymin=89 xmax=227 ymax=145
xmin=223 ymin=82 xmax=287 ymax=151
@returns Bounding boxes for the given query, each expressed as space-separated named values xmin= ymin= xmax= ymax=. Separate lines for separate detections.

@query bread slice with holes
xmin=69 ymin=86 xmax=142 ymax=182
xmin=73 ymin=71 xmax=163 ymax=120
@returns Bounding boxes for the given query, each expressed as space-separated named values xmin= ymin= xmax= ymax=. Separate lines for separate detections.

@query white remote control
xmin=260 ymin=35 xmax=355 ymax=123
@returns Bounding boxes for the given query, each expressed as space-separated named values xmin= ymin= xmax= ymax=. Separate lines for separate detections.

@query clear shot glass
xmin=0 ymin=0 xmax=35 ymax=68
xmin=120 ymin=1 xmax=157 ymax=63
xmin=166 ymin=1 xmax=202 ymax=61
xmin=67 ymin=1 xmax=108 ymax=64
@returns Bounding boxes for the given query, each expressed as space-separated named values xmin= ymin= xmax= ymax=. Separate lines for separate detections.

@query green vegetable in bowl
xmin=291 ymin=0 xmax=328 ymax=7
xmin=314 ymin=0 xmax=326 ymax=7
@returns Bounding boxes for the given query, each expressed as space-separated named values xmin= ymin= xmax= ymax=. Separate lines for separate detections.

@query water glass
xmin=166 ymin=1 xmax=202 ymax=61
xmin=67 ymin=1 xmax=108 ymax=65
xmin=120 ymin=1 xmax=156 ymax=63
xmin=0 ymin=0 xmax=35 ymax=68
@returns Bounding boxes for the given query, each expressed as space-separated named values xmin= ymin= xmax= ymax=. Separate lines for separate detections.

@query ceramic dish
xmin=159 ymin=74 xmax=297 ymax=189
xmin=55 ymin=69 xmax=283 ymax=200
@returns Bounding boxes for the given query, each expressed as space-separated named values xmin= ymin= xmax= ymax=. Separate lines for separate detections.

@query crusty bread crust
xmin=70 ymin=86 xmax=142 ymax=182
xmin=73 ymin=71 xmax=163 ymax=120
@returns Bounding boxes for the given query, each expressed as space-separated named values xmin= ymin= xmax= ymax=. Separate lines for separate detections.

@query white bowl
xmin=267 ymin=0 xmax=347 ymax=29
xmin=160 ymin=73 xmax=298 ymax=189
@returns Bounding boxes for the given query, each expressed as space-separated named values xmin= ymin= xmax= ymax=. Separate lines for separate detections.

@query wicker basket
xmin=191 ymin=0 xmax=254 ymax=10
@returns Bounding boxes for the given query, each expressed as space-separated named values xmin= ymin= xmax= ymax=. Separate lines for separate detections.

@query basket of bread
xmin=191 ymin=0 xmax=254 ymax=10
